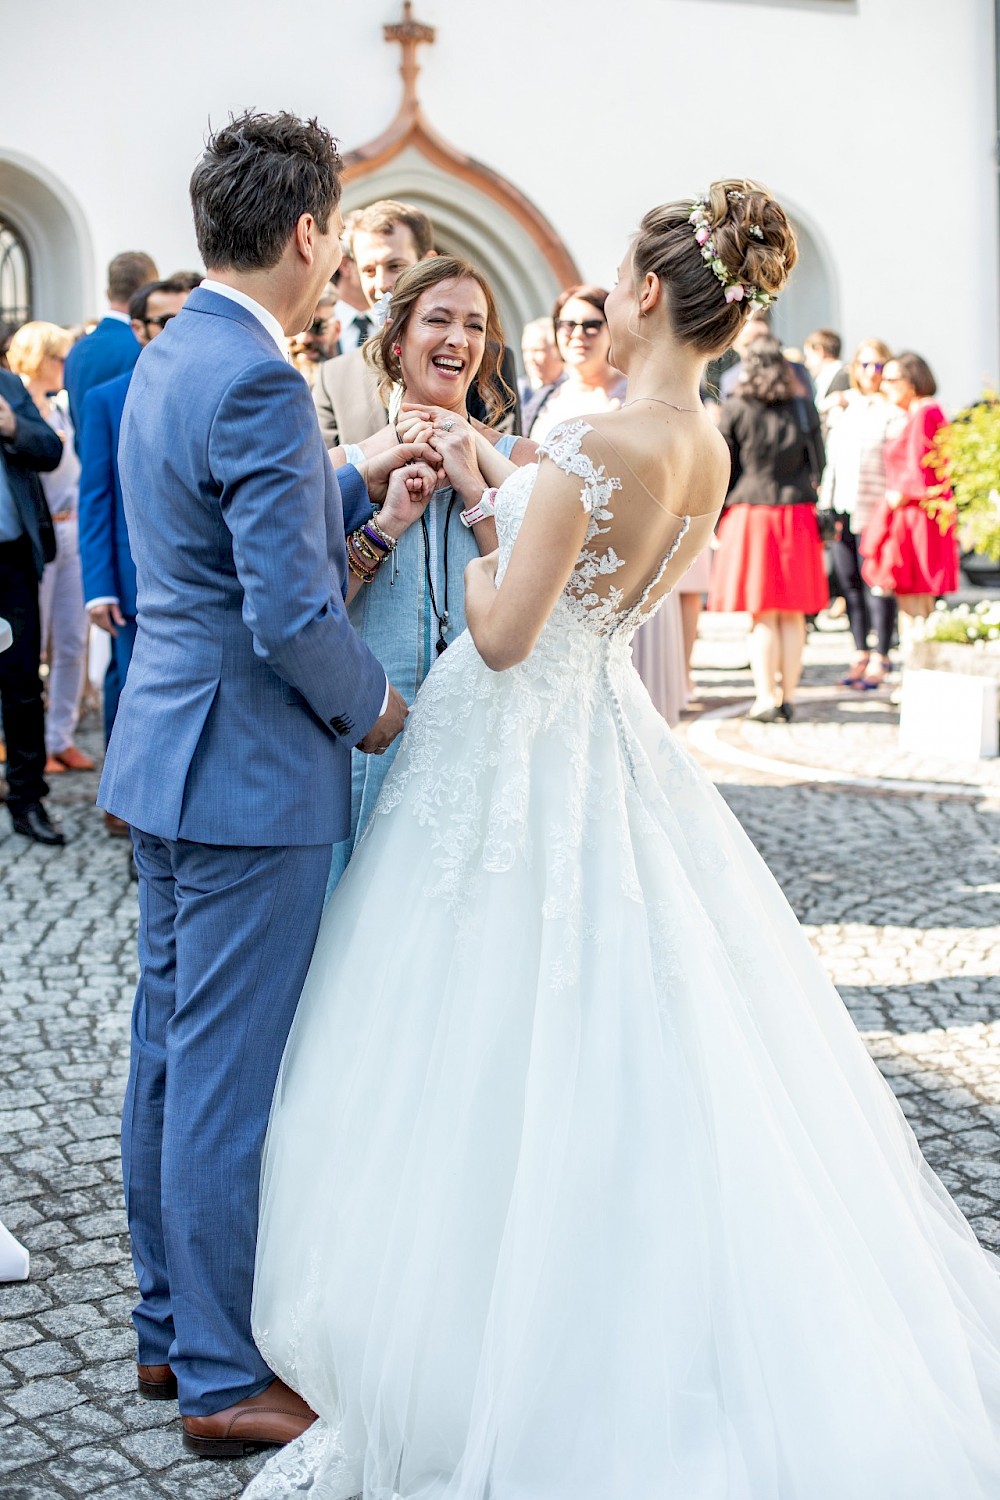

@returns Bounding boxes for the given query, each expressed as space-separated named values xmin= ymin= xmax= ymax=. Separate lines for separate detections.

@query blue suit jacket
xmin=77 ymin=371 xmax=137 ymax=616
xmin=98 ymin=287 xmax=386 ymax=846
xmin=65 ymin=316 xmax=142 ymax=447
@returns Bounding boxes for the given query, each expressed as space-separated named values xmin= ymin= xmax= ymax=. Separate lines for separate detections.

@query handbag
xmin=815 ymin=506 xmax=842 ymax=543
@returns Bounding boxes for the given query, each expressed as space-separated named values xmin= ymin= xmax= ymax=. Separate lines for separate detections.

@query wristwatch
xmin=460 ymin=487 xmax=498 ymax=529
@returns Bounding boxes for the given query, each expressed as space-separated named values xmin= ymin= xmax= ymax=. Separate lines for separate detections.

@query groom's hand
xmin=359 ymin=442 xmax=441 ymax=509
xmin=357 ymin=683 xmax=408 ymax=755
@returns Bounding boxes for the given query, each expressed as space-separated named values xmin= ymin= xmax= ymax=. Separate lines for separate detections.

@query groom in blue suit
xmin=100 ymin=111 xmax=430 ymax=1457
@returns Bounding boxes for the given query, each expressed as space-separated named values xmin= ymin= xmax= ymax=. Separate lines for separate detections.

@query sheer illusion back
xmin=495 ymin=419 xmax=720 ymax=645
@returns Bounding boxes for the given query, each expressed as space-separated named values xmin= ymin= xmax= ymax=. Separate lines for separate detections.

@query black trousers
xmin=0 ymin=535 xmax=48 ymax=813
xmin=829 ymin=515 xmax=897 ymax=658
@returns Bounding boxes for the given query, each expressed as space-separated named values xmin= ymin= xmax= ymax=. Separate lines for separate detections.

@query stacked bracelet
xmin=347 ymin=518 xmax=396 ymax=583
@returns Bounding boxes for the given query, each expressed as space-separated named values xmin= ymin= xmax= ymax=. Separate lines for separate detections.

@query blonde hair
xmin=367 ymin=256 xmax=511 ymax=425
xmin=849 ymin=337 xmax=893 ymax=393
xmin=632 ymin=178 xmax=798 ymax=356
xmin=6 ymin=321 xmax=74 ymax=378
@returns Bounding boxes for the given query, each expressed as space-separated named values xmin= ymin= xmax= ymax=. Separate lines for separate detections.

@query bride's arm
xmin=464 ymin=458 xmax=590 ymax=671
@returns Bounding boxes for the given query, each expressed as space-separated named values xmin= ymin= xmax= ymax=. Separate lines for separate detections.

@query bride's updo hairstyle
xmin=633 ymin=178 xmax=798 ymax=355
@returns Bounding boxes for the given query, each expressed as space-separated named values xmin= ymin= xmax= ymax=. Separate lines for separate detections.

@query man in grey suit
xmin=99 ymin=111 xmax=435 ymax=1458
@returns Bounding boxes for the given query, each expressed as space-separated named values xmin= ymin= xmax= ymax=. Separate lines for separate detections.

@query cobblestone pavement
xmin=2 ymin=618 xmax=999 ymax=1497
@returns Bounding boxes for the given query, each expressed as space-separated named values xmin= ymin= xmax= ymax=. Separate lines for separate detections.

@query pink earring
xmin=393 ymin=345 xmax=402 ymax=356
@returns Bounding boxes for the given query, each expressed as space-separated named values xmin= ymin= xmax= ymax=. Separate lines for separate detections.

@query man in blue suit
xmin=99 ymin=111 xmax=434 ymax=1457
xmin=64 ymin=250 xmax=158 ymax=446
xmin=78 ymin=278 xmax=194 ymax=830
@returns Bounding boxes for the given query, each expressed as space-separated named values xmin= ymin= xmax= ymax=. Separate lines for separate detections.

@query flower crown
xmin=688 ymin=198 xmax=774 ymax=309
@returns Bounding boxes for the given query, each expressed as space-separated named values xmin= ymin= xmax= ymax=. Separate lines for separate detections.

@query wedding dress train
xmin=245 ymin=422 xmax=1000 ymax=1498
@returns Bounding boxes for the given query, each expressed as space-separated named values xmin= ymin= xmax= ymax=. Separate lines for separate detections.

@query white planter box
xmin=899 ymin=668 xmax=999 ymax=760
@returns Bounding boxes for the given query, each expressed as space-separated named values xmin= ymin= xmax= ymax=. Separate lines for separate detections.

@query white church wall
xmin=1 ymin=0 xmax=995 ymax=406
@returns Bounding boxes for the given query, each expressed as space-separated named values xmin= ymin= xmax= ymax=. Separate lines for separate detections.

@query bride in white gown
xmin=245 ymin=181 xmax=1000 ymax=1498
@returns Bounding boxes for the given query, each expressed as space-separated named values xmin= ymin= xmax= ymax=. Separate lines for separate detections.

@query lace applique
xmin=620 ymin=515 xmax=691 ymax=633
xmin=241 ymin=1418 xmax=360 ymax=1497
xmin=365 ymin=421 xmax=695 ymax=934
xmin=537 ymin=421 xmax=626 ymax=635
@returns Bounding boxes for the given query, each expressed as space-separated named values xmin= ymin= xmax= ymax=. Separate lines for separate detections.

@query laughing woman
xmin=327 ymin=257 xmax=536 ymax=886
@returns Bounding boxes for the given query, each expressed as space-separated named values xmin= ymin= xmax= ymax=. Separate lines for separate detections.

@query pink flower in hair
xmin=724 ymin=283 xmax=745 ymax=303
xmin=695 ymin=227 xmax=711 ymax=246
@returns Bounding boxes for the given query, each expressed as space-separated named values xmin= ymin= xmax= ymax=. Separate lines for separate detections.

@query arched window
xmin=0 ymin=218 xmax=32 ymax=328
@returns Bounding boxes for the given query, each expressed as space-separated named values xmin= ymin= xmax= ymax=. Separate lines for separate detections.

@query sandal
xmin=859 ymin=654 xmax=891 ymax=690
xmin=838 ymin=654 xmax=870 ymax=687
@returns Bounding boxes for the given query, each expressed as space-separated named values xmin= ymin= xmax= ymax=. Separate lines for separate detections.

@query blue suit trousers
xmin=123 ymin=831 xmax=332 ymax=1415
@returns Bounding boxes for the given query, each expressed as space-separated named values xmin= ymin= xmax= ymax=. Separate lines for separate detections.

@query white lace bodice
xmin=494 ymin=419 xmax=692 ymax=644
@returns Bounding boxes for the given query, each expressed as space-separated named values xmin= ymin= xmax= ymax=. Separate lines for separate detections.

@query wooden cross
xmin=384 ymin=2 xmax=436 ymax=108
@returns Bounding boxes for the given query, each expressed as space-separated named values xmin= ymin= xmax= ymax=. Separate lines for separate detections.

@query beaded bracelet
xmin=365 ymin=514 xmax=397 ymax=552
xmin=347 ymin=531 xmax=382 ymax=583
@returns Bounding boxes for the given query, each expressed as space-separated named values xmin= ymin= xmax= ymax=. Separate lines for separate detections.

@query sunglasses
xmin=143 ymin=314 xmax=175 ymax=330
xmin=555 ymin=318 xmax=605 ymax=339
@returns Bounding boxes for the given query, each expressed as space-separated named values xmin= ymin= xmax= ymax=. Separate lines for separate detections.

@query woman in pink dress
xmin=861 ymin=352 xmax=958 ymax=649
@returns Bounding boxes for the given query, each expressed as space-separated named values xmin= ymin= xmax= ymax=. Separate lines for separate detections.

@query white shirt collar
xmin=200 ymin=279 xmax=288 ymax=357
xmin=104 ymin=310 xmax=132 ymax=325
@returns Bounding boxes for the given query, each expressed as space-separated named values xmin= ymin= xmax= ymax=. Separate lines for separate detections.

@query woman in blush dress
xmin=246 ymin=182 xmax=1000 ymax=1500
xmin=861 ymin=351 xmax=959 ymax=653
xmin=708 ymin=335 xmax=828 ymax=721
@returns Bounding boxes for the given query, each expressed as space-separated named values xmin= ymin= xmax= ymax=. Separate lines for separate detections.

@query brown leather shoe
xmin=44 ymin=756 xmax=67 ymax=775
xmin=52 ymin=745 xmax=96 ymax=771
xmin=137 ymin=1362 xmax=177 ymax=1400
xmin=104 ymin=811 xmax=130 ymax=838
xmin=181 ymin=1377 xmax=317 ymax=1458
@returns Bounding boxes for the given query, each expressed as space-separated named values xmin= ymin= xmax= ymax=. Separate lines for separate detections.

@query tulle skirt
xmin=247 ymin=629 xmax=1000 ymax=1500
xmin=861 ymin=496 xmax=960 ymax=596
xmin=709 ymin=502 xmax=828 ymax=614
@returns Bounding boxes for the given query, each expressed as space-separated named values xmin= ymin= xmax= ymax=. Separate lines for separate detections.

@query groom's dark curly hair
xmin=190 ymin=110 xmax=343 ymax=272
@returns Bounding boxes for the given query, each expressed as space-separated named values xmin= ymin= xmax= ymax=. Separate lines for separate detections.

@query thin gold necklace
xmin=623 ymin=395 xmax=702 ymax=415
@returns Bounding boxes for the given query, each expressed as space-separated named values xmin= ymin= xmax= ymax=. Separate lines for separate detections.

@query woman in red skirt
xmin=709 ymin=335 xmax=828 ymax=721
xmin=861 ymin=352 xmax=958 ymax=651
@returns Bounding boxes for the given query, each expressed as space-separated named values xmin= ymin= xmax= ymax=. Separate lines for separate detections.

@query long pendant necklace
xmin=421 ymin=493 xmax=458 ymax=656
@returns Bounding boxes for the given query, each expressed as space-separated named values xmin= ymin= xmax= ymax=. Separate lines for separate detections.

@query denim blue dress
xmin=328 ymin=433 xmax=519 ymax=893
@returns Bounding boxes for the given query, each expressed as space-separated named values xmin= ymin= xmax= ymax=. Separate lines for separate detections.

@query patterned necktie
xmin=354 ymin=314 xmax=372 ymax=347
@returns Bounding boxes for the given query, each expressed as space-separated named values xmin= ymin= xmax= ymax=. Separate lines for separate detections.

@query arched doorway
xmin=0 ymin=153 xmax=93 ymax=326
xmin=772 ymin=205 xmax=839 ymax=348
xmin=0 ymin=217 xmax=32 ymax=328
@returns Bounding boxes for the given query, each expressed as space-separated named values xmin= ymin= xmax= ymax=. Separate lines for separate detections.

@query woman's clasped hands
xmin=399 ymin=403 xmax=485 ymax=500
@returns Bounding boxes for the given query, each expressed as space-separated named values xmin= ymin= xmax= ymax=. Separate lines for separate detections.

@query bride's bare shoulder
xmin=577 ymin=411 xmax=729 ymax=518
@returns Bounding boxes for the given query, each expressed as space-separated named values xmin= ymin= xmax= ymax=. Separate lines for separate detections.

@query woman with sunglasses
xmin=861 ymin=351 xmax=959 ymax=655
xmin=819 ymin=338 xmax=903 ymax=688
xmin=525 ymin=284 xmax=625 ymax=442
